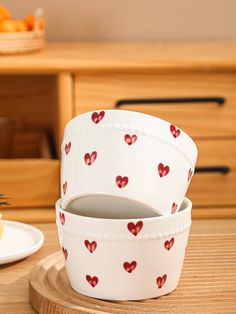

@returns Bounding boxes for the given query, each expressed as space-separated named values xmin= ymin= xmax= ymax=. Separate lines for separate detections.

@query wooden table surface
xmin=0 ymin=220 xmax=236 ymax=313
xmin=1 ymin=41 xmax=236 ymax=74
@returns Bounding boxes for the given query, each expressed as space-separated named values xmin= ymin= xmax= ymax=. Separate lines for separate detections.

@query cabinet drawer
xmin=75 ymin=73 xmax=236 ymax=138
xmin=188 ymin=139 xmax=236 ymax=207
xmin=0 ymin=159 xmax=59 ymax=208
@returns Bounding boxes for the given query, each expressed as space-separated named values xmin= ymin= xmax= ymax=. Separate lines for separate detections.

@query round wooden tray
xmin=29 ymin=251 xmax=183 ymax=313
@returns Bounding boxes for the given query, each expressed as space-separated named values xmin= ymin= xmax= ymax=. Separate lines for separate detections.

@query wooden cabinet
xmin=189 ymin=139 xmax=236 ymax=207
xmin=0 ymin=159 xmax=59 ymax=208
xmin=74 ymin=73 xmax=236 ymax=218
xmin=74 ymin=73 xmax=236 ymax=137
xmin=0 ymin=42 xmax=236 ymax=221
xmin=0 ymin=75 xmax=62 ymax=222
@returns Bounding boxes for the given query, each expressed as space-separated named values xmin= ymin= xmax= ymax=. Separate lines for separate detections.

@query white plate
xmin=0 ymin=220 xmax=44 ymax=265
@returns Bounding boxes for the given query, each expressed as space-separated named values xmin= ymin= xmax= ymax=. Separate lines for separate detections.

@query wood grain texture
xmin=1 ymin=208 xmax=56 ymax=223
xmin=0 ymin=74 xmax=60 ymax=210
xmin=56 ymin=73 xmax=74 ymax=154
xmin=1 ymin=221 xmax=235 ymax=313
xmin=75 ymin=72 xmax=236 ymax=138
xmin=0 ymin=159 xmax=59 ymax=208
xmin=0 ymin=75 xmax=57 ymax=132
xmin=188 ymin=139 xmax=236 ymax=207
xmin=11 ymin=131 xmax=52 ymax=158
xmin=192 ymin=207 xmax=236 ymax=219
xmin=1 ymin=42 xmax=236 ymax=73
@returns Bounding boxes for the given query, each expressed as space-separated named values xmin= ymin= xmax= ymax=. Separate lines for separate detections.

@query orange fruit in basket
xmin=0 ymin=19 xmax=16 ymax=32
xmin=37 ymin=17 xmax=45 ymax=30
xmin=24 ymin=15 xmax=34 ymax=31
xmin=14 ymin=20 xmax=27 ymax=32
xmin=0 ymin=5 xmax=11 ymax=22
xmin=24 ymin=15 xmax=45 ymax=31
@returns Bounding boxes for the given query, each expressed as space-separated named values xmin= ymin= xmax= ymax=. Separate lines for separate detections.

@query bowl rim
xmin=62 ymin=109 xmax=198 ymax=166
xmin=62 ymin=192 xmax=178 ymax=218
xmin=56 ymin=197 xmax=192 ymax=223
xmin=64 ymin=109 xmax=195 ymax=144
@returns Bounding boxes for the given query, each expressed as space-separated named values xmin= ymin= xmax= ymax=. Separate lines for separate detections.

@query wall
xmin=4 ymin=0 xmax=236 ymax=41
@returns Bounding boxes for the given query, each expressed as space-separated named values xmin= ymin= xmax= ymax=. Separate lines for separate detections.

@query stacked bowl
xmin=56 ymin=109 xmax=198 ymax=300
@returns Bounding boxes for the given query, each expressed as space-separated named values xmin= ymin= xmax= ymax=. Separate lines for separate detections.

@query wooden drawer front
xmin=188 ymin=139 xmax=236 ymax=207
xmin=75 ymin=73 xmax=236 ymax=138
xmin=0 ymin=159 xmax=59 ymax=208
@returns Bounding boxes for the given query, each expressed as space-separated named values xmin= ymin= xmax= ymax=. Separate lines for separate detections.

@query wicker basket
xmin=0 ymin=30 xmax=45 ymax=55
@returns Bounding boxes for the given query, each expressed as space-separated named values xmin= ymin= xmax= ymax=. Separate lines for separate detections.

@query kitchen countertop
xmin=0 ymin=220 xmax=235 ymax=313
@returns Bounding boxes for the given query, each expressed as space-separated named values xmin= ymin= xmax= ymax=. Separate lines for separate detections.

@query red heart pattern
xmin=84 ymin=151 xmax=97 ymax=166
xmin=116 ymin=176 xmax=129 ymax=188
xmin=156 ymin=274 xmax=167 ymax=288
xmin=171 ymin=202 xmax=177 ymax=214
xmin=86 ymin=275 xmax=99 ymax=287
xmin=91 ymin=111 xmax=105 ymax=124
xmin=62 ymin=112 xmax=191 ymax=289
xmin=158 ymin=163 xmax=170 ymax=177
xmin=65 ymin=142 xmax=71 ymax=155
xmin=127 ymin=221 xmax=143 ymax=236
xmin=123 ymin=261 xmax=137 ymax=273
xmin=63 ymin=181 xmax=67 ymax=195
xmin=170 ymin=124 xmax=181 ymax=138
xmin=84 ymin=240 xmax=97 ymax=253
xmin=62 ymin=247 xmax=68 ymax=260
xmin=164 ymin=238 xmax=175 ymax=251
xmin=64 ymin=231 xmax=172 ymax=290
xmin=188 ymin=168 xmax=193 ymax=182
xmin=59 ymin=212 xmax=65 ymax=225
xmin=124 ymin=134 xmax=137 ymax=145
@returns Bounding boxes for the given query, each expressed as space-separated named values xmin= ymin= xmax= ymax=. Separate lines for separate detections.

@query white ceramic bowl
xmin=61 ymin=110 xmax=197 ymax=217
xmin=56 ymin=197 xmax=192 ymax=301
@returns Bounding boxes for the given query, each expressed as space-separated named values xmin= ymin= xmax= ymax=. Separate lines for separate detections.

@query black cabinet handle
xmin=0 ymin=194 xmax=10 ymax=206
xmin=115 ymin=97 xmax=225 ymax=107
xmin=195 ymin=166 xmax=230 ymax=174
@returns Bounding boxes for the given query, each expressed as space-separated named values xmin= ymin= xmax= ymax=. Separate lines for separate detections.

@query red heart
xmin=156 ymin=274 xmax=167 ymax=289
xmin=62 ymin=247 xmax=68 ymax=260
xmin=65 ymin=142 xmax=71 ymax=155
xmin=63 ymin=181 xmax=67 ymax=195
xmin=188 ymin=168 xmax=193 ymax=182
xmin=171 ymin=202 xmax=177 ymax=214
xmin=158 ymin=163 xmax=170 ymax=177
xmin=86 ymin=275 xmax=99 ymax=287
xmin=124 ymin=134 xmax=137 ymax=145
xmin=91 ymin=111 xmax=105 ymax=124
xmin=127 ymin=221 xmax=143 ymax=236
xmin=116 ymin=176 xmax=129 ymax=188
xmin=84 ymin=240 xmax=97 ymax=253
xmin=84 ymin=151 xmax=97 ymax=166
xmin=170 ymin=124 xmax=181 ymax=138
xmin=164 ymin=237 xmax=175 ymax=250
xmin=59 ymin=212 xmax=65 ymax=225
xmin=123 ymin=261 xmax=137 ymax=273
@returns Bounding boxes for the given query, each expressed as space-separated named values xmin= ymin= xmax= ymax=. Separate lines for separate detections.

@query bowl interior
xmin=66 ymin=194 xmax=160 ymax=219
